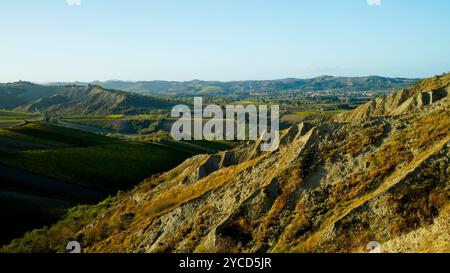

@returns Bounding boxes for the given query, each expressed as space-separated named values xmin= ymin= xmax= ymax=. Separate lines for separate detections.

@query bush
xmin=1 ymin=196 xmax=118 ymax=253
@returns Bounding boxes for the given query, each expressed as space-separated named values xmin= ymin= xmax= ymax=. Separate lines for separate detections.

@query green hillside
xmin=0 ymin=122 xmax=231 ymax=246
xmin=81 ymin=76 xmax=418 ymax=97
xmin=0 ymin=123 xmax=198 ymax=191
xmin=0 ymin=82 xmax=176 ymax=115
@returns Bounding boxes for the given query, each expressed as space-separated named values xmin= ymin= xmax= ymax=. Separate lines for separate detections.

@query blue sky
xmin=0 ymin=0 xmax=449 ymax=82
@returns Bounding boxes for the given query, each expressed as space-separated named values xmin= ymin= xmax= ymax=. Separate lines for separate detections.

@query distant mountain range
xmin=0 ymin=82 xmax=175 ymax=115
xmin=0 ymin=76 xmax=420 ymax=115
xmin=49 ymin=76 xmax=419 ymax=97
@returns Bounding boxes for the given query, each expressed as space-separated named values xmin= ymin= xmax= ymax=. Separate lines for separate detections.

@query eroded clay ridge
xmin=76 ymin=74 xmax=449 ymax=253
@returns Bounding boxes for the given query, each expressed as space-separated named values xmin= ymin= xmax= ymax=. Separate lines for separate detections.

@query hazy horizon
xmin=0 ymin=74 xmax=429 ymax=86
xmin=3 ymin=74 xmax=433 ymax=85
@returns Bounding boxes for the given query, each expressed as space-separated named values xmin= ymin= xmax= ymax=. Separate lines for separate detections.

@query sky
xmin=0 ymin=0 xmax=449 ymax=82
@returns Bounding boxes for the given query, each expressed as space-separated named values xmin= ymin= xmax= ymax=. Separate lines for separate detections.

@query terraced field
xmin=0 ymin=110 xmax=41 ymax=128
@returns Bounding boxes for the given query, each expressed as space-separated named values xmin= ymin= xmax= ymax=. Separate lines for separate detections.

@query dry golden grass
xmin=409 ymin=73 xmax=450 ymax=95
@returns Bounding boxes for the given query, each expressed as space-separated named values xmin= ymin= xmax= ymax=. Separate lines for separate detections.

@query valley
xmin=1 ymin=73 xmax=448 ymax=253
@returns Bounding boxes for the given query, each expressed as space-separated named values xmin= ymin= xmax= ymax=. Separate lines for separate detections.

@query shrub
xmin=0 ymin=196 xmax=117 ymax=253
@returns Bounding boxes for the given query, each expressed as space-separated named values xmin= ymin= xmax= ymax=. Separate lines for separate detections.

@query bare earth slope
xmin=336 ymin=73 xmax=450 ymax=122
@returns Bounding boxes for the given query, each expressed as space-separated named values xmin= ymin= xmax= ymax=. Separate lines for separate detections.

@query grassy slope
xmin=0 ymin=122 xmax=218 ymax=247
xmin=0 ymin=123 xmax=192 ymax=192
xmin=281 ymin=109 xmax=350 ymax=124
xmin=1 ymin=142 xmax=187 ymax=191
xmin=0 ymin=196 xmax=118 ymax=253
xmin=0 ymin=110 xmax=37 ymax=117
xmin=0 ymin=110 xmax=41 ymax=125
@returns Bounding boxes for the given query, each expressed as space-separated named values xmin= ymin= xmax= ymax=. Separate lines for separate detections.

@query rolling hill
xmin=0 ymin=82 xmax=73 ymax=109
xmin=2 ymin=73 xmax=448 ymax=253
xmin=51 ymin=76 xmax=418 ymax=97
xmin=0 ymin=82 xmax=175 ymax=115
